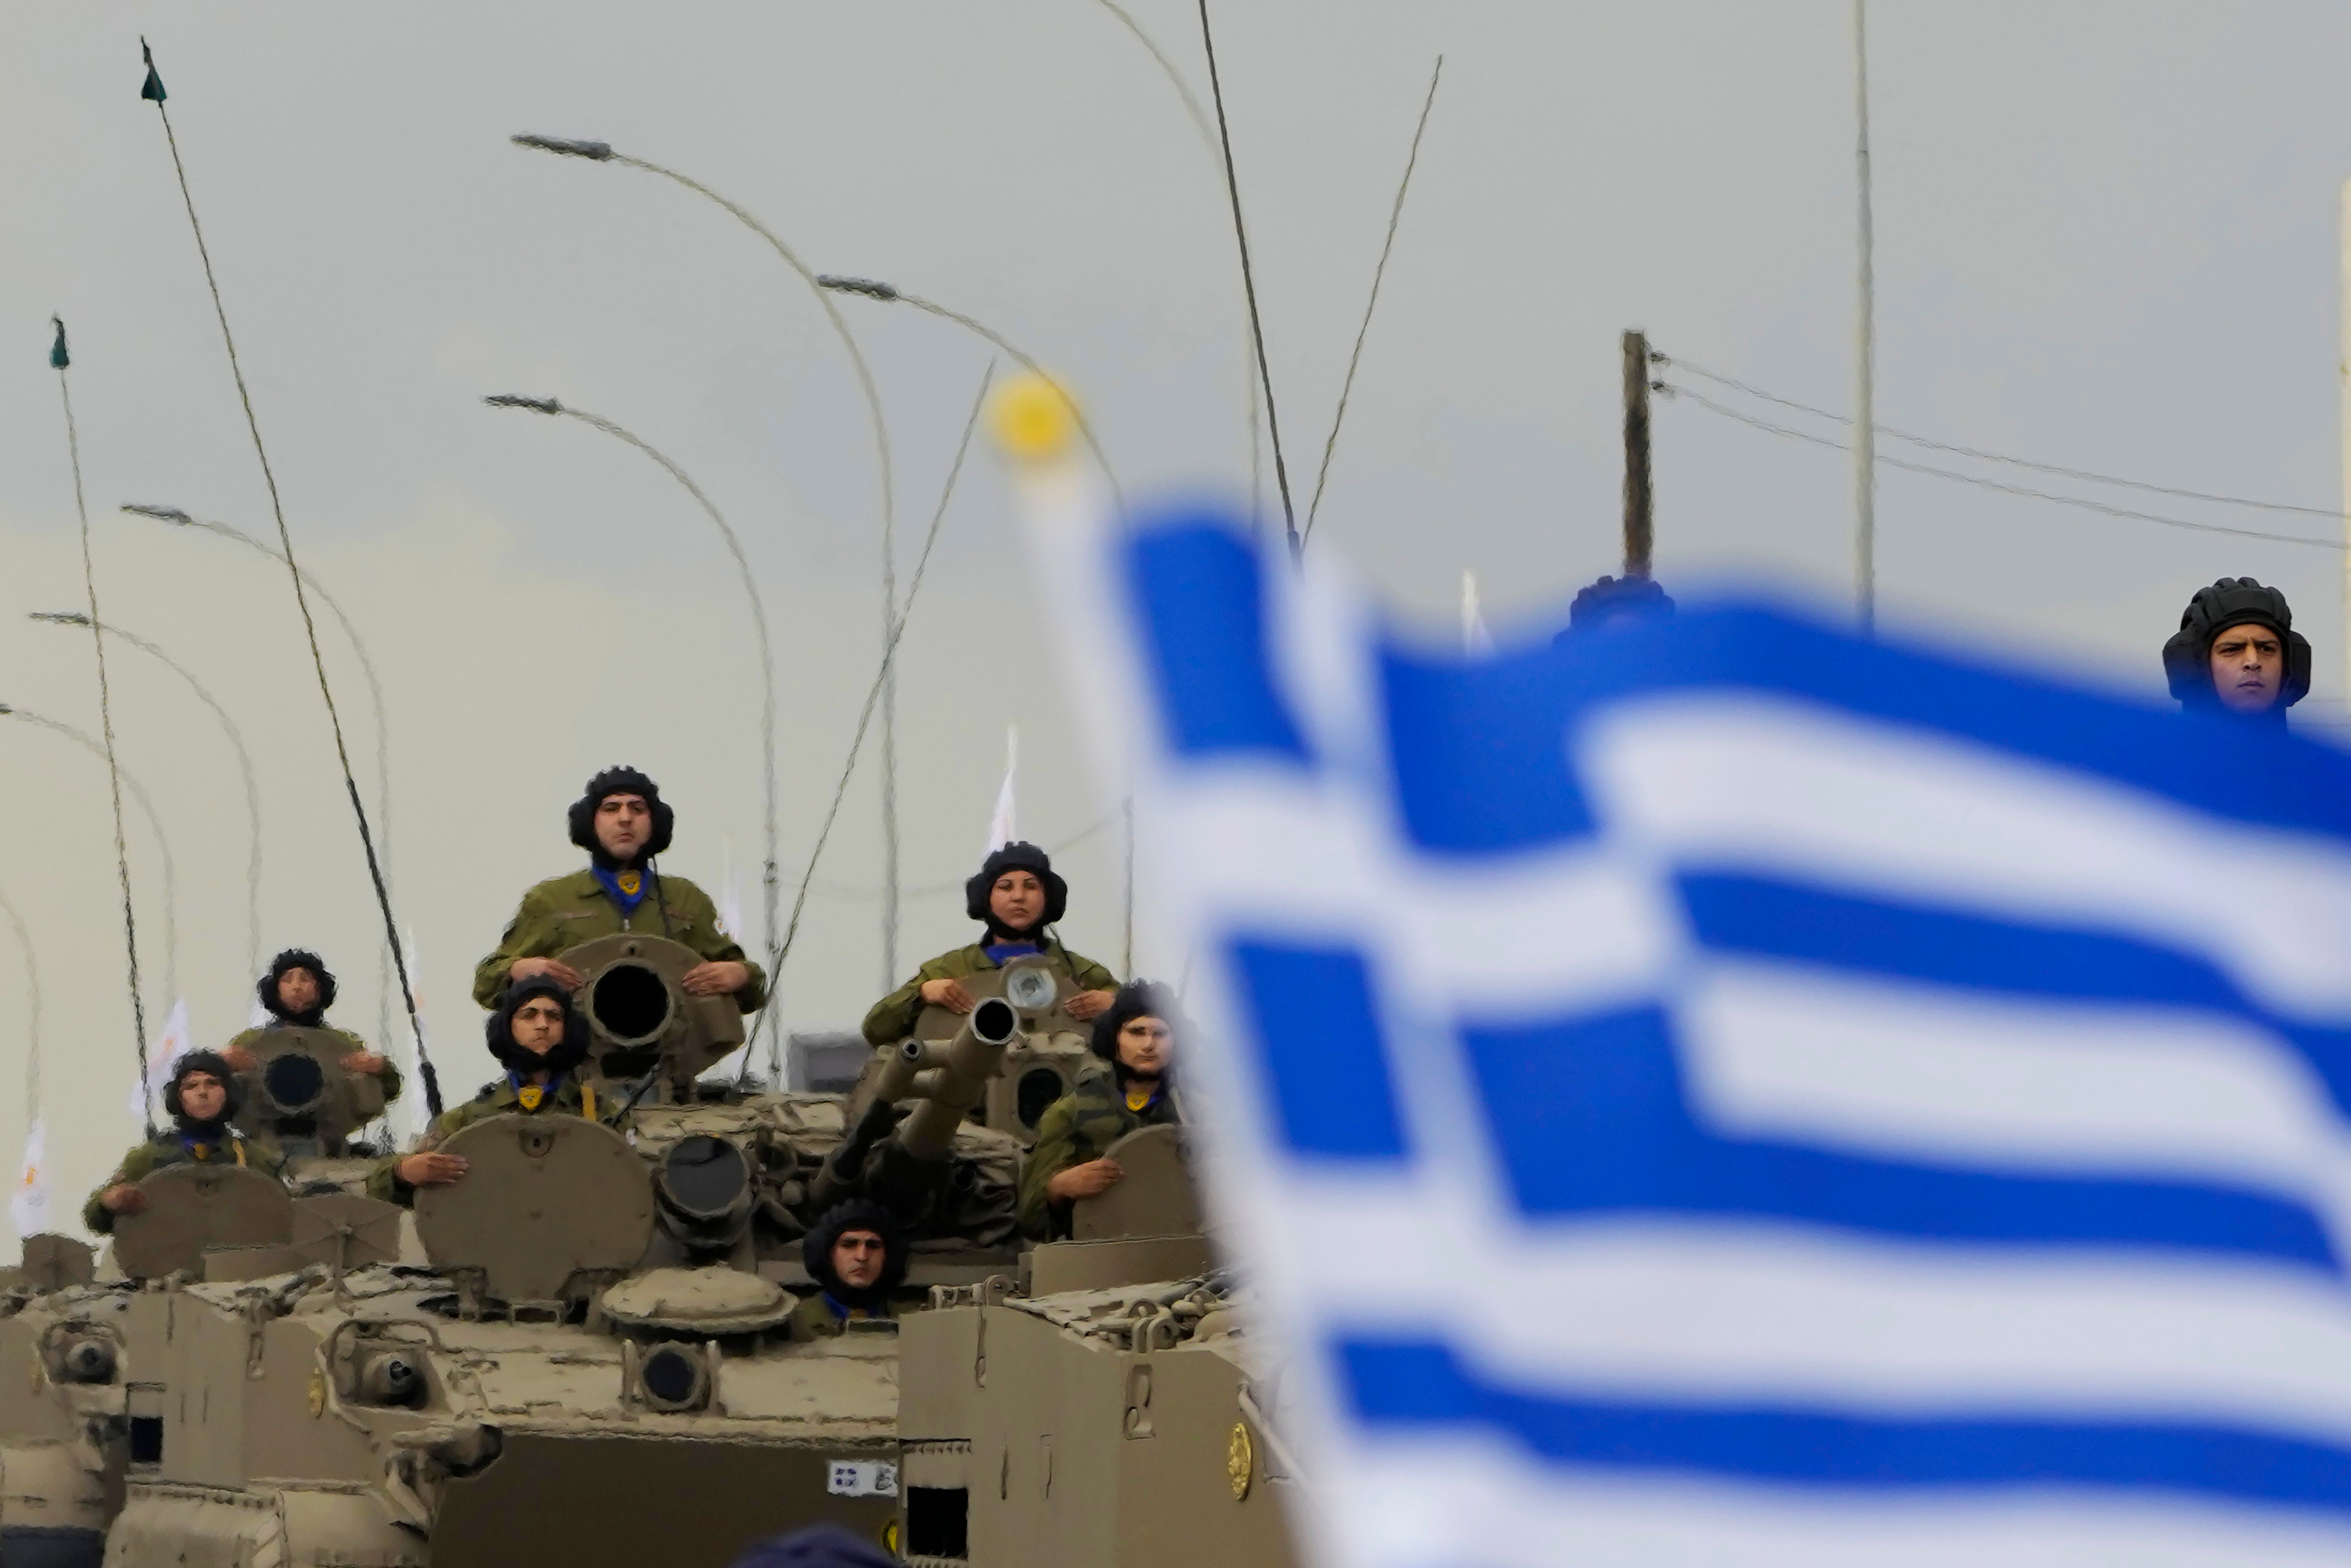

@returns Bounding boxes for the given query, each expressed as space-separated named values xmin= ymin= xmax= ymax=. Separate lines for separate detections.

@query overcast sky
xmin=5 ymin=2 xmax=2350 ymax=1227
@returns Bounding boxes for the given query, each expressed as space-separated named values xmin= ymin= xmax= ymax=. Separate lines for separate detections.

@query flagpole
xmin=1852 ymin=0 xmax=1878 ymax=635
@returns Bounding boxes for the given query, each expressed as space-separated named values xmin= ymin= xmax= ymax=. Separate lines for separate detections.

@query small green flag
xmin=48 ymin=318 xmax=68 ymax=371
xmin=139 ymin=38 xmax=165 ymax=103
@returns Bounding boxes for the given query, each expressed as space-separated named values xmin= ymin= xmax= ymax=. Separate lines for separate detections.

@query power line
xmin=1662 ymin=384 xmax=2348 ymax=551
xmin=1661 ymin=354 xmax=2345 ymax=522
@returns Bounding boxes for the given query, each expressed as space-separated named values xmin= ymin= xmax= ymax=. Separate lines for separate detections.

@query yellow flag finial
xmin=990 ymin=372 xmax=1078 ymax=462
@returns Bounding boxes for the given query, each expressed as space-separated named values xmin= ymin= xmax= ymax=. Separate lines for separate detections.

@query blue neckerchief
xmin=984 ymin=940 xmax=1042 ymax=966
xmin=821 ymin=1291 xmax=884 ymax=1321
xmin=591 ymin=864 xmax=650 ymax=914
xmin=179 ymin=1132 xmax=227 ymax=1160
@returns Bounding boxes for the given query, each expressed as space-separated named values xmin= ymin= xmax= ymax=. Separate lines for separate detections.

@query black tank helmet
xmin=799 ymin=1198 xmax=909 ymax=1311
xmin=1089 ymin=979 xmax=1182 ymax=1086
xmin=1570 ymin=573 xmax=1673 ymax=631
xmin=567 ymin=766 xmax=675 ymax=867
xmin=163 ymin=1049 xmax=245 ymax=1134
xmin=256 ymin=948 xmax=335 ymax=1026
xmin=484 ymin=974 xmax=590 ymax=1079
xmin=964 ymin=841 xmax=1067 ymax=937
xmin=2161 ymin=578 xmax=2310 ymax=714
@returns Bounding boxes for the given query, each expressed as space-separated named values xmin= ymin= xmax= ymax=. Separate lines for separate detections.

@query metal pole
xmin=1853 ymin=0 xmax=1878 ymax=634
xmin=2339 ymin=177 xmax=2351 ymax=705
xmin=1622 ymin=329 xmax=1654 ymax=577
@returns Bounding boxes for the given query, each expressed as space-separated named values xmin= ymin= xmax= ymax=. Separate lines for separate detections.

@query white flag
xmin=986 ymin=724 xmax=1019 ymax=852
xmin=11 ymin=1118 xmax=47 ymax=1238
xmin=127 ymin=997 xmax=193 ymax=1125
xmin=1460 ymin=568 xmax=1494 ymax=655
xmin=247 ymin=996 xmax=271 ymax=1028
xmin=716 ymin=835 xmax=745 ymax=940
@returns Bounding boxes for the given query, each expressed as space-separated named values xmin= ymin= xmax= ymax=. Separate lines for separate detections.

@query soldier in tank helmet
xmin=218 ymin=948 xmax=401 ymax=1102
xmin=2162 ymin=577 xmax=2310 ymax=722
xmin=1016 ymin=980 xmax=1181 ymax=1239
xmin=860 ymin=841 xmax=1117 ymax=1047
xmin=471 ymin=766 xmax=765 ymax=1012
xmin=370 ymin=976 xmax=619 ymax=1204
xmin=83 ymin=1051 xmax=286 ymax=1234
xmin=785 ymin=1199 xmax=913 ymax=1340
xmin=1555 ymin=572 xmax=1673 ymax=643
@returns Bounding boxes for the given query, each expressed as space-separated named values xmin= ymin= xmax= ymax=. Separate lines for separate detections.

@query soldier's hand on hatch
xmin=99 ymin=1184 xmax=147 ymax=1216
xmin=1046 ymin=1157 xmax=1124 ymax=1203
xmin=342 ymin=1052 xmax=387 ymax=1076
xmin=219 ymin=1045 xmax=259 ymax=1073
xmin=510 ymin=956 xmax=583 ymax=990
xmin=919 ymin=978 xmax=978 ymax=1013
xmin=1064 ymin=989 xmax=1116 ymax=1023
xmin=396 ymin=1151 xmax=468 ymax=1188
xmin=681 ymin=960 xmax=750 ymax=997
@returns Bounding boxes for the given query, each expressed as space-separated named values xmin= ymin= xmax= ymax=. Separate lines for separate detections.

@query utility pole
xmin=1622 ymin=329 xmax=1654 ymax=578
xmin=1853 ymin=0 xmax=1878 ymax=634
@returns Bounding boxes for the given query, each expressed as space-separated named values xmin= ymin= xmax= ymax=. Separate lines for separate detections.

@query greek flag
xmin=1013 ymin=467 xmax=2351 ymax=1563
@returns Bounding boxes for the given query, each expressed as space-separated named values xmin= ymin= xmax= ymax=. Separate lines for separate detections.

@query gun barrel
xmin=895 ymin=997 xmax=1019 ymax=1161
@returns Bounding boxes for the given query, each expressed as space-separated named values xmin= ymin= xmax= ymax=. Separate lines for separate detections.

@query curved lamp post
xmin=0 ymin=704 xmax=180 ymax=1005
xmin=511 ymin=132 xmax=902 ymax=984
xmin=30 ymin=613 xmax=262 ymax=976
xmin=121 ymin=503 xmax=397 ymax=1039
xmin=485 ymin=394 xmax=780 ymax=958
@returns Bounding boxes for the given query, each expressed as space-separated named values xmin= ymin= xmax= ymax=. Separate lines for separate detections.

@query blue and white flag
xmin=1000 ymin=399 xmax=2351 ymax=1567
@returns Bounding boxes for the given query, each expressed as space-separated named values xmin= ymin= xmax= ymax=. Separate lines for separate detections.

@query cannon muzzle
xmin=892 ymin=997 xmax=1019 ymax=1163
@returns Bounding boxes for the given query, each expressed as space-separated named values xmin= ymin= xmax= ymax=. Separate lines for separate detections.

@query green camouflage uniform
xmin=366 ymin=1074 xmax=619 ymax=1206
xmin=471 ymin=868 xmax=766 ymax=1011
xmin=784 ymin=1292 xmax=912 ymax=1342
xmin=82 ymin=1133 xmax=286 ymax=1235
xmin=1016 ymin=1059 xmax=1180 ymax=1239
xmin=222 ymin=1023 xmax=405 ymax=1105
xmin=861 ymin=938 xmax=1116 ymax=1047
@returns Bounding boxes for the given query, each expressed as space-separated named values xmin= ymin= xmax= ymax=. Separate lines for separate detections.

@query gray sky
xmin=5 ymin=2 xmax=2350 ymax=1226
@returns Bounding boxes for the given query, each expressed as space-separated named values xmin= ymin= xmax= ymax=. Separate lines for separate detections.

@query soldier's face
xmin=1116 ymin=1015 xmax=1171 ymax=1077
xmin=833 ymin=1229 xmax=886 ymax=1290
xmin=595 ymin=794 xmax=652 ymax=861
xmin=990 ymin=870 xmax=1045 ymax=932
xmin=276 ymin=967 xmax=320 ymax=1014
xmin=510 ymin=996 xmax=566 ymax=1056
xmin=2210 ymin=623 xmax=2284 ymax=714
xmin=178 ymin=1072 xmax=227 ymax=1121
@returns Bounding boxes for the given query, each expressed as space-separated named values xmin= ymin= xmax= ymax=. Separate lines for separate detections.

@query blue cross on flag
xmin=1005 ymin=410 xmax=2351 ymax=1568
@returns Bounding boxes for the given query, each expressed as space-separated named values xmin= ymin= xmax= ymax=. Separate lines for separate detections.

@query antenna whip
xmin=139 ymin=40 xmax=440 ymax=1115
xmin=51 ymin=320 xmax=153 ymax=1137
xmin=1196 ymin=0 xmax=1300 ymax=557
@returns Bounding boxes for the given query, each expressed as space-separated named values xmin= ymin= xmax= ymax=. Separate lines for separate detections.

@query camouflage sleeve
xmin=222 ymin=1026 xmax=266 ymax=1056
xmin=329 ymin=1028 xmax=403 ymax=1105
xmin=83 ymin=1142 xmax=161 ymax=1236
xmin=363 ymin=1156 xmax=412 ymax=1207
xmin=246 ymin=1142 xmax=289 ymax=1182
xmin=1064 ymin=949 xmax=1119 ymax=994
xmin=473 ymin=885 xmax=551 ymax=1008
xmin=1016 ymin=1093 xmax=1084 ymax=1239
xmin=861 ymin=950 xmax=969 ymax=1047
xmin=668 ymin=879 xmax=768 ymax=1014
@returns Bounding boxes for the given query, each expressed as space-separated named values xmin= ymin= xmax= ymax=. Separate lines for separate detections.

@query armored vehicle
xmin=8 ymin=932 xmax=1301 ymax=1567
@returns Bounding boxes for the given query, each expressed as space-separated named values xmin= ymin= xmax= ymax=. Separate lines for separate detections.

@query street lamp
xmin=484 ymin=394 xmax=781 ymax=963
xmin=0 ymin=704 xmax=181 ymax=1006
xmin=511 ymin=132 xmax=903 ymax=984
xmin=120 ymin=503 xmax=399 ymax=1042
xmin=816 ymin=276 xmax=1127 ymax=515
xmin=29 ymin=612 xmax=262 ymax=976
